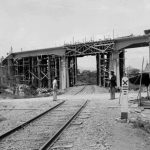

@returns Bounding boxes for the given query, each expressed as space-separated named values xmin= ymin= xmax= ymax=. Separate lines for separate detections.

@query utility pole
xmin=113 ymin=29 xmax=115 ymax=39
xmin=10 ymin=46 xmax=13 ymax=53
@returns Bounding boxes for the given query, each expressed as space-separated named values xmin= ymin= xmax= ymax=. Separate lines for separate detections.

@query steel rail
xmin=39 ymin=100 xmax=88 ymax=150
xmin=74 ymin=86 xmax=86 ymax=95
xmin=0 ymin=100 xmax=65 ymax=140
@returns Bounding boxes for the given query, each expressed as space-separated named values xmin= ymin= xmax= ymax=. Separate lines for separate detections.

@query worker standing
xmin=110 ymin=71 xmax=117 ymax=99
xmin=52 ymin=77 xmax=58 ymax=101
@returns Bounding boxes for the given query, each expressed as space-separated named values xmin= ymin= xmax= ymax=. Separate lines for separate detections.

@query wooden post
xmin=16 ymin=60 xmax=19 ymax=84
xmin=104 ymin=54 xmax=106 ymax=87
xmin=29 ymin=57 xmax=31 ymax=84
xmin=7 ymin=58 xmax=10 ymax=86
xmin=31 ymin=57 xmax=34 ymax=84
xmin=68 ymin=57 xmax=71 ymax=87
xmin=72 ymin=57 xmax=74 ymax=86
xmin=101 ymin=53 xmax=104 ymax=86
xmin=23 ymin=57 xmax=24 ymax=83
xmin=139 ymin=57 xmax=144 ymax=106
xmin=59 ymin=57 xmax=61 ymax=89
xmin=55 ymin=56 xmax=57 ymax=78
xmin=106 ymin=53 xmax=110 ymax=87
xmin=47 ymin=56 xmax=51 ymax=88
xmin=66 ymin=57 xmax=69 ymax=88
xmin=148 ymin=42 xmax=150 ymax=98
xmin=74 ymin=56 xmax=77 ymax=85
xmin=37 ymin=56 xmax=41 ymax=88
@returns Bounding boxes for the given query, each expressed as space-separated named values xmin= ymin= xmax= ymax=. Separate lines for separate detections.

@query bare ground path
xmin=0 ymin=85 xmax=150 ymax=150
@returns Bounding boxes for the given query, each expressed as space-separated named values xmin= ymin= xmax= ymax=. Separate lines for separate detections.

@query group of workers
xmin=52 ymin=71 xmax=117 ymax=101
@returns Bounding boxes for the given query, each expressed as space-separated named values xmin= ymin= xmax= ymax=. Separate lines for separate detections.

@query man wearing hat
xmin=110 ymin=71 xmax=116 ymax=99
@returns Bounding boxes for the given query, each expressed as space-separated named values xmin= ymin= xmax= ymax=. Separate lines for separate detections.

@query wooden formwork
xmin=3 ymin=55 xmax=61 ymax=89
xmin=65 ymin=40 xmax=115 ymax=87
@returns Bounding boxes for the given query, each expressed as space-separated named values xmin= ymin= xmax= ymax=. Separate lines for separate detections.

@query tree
xmin=77 ymin=70 xmax=97 ymax=85
xmin=127 ymin=66 xmax=140 ymax=77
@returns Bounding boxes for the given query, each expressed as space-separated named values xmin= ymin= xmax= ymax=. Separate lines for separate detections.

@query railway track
xmin=75 ymin=85 xmax=95 ymax=95
xmin=91 ymin=85 xmax=95 ymax=94
xmin=0 ymin=100 xmax=88 ymax=150
xmin=74 ymin=86 xmax=86 ymax=95
xmin=0 ymin=101 xmax=65 ymax=140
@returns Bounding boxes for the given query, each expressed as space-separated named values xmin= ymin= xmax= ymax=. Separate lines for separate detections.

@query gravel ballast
xmin=0 ymin=85 xmax=150 ymax=150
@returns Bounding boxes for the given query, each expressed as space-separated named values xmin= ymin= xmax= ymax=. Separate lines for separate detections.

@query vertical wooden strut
xmin=74 ymin=56 xmax=77 ymax=85
xmin=58 ymin=57 xmax=61 ymax=88
xmin=103 ymin=54 xmax=106 ymax=87
xmin=47 ymin=56 xmax=51 ymax=88
xmin=7 ymin=58 xmax=12 ymax=86
xmin=106 ymin=52 xmax=110 ymax=87
xmin=31 ymin=57 xmax=34 ymax=85
xmin=101 ymin=53 xmax=104 ymax=86
xmin=55 ymin=56 xmax=57 ymax=78
xmin=37 ymin=56 xmax=41 ymax=88
xmin=66 ymin=57 xmax=69 ymax=88
xmin=96 ymin=53 xmax=100 ymax=86
xmin=23 ymin=57 xmax=24 ymax=83
xmin=56 ymin=57 xmax=60 ymax=89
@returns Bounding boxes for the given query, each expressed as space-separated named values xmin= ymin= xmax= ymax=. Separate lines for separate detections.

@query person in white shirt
xmin=52 ymin=77 xmax=58 ymax=101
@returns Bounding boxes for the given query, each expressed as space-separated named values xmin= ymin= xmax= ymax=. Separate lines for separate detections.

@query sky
xmin=0 ymin=0 xmax=150 ymax=69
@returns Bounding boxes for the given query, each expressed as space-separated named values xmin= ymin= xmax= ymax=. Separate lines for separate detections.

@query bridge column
xmin=96 ymin=53 xmax=101 ymax=86
xmin=111 ymin=51 xmax=120 ymax=88
xmin=60 ymin=56 xmax=67 ymax=90
xmin=119 ymin=50 xmax=125 ymax=86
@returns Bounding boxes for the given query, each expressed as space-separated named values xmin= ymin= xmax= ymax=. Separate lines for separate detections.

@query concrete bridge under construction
xmin=1 ymin=32 xmax=150 ymax=90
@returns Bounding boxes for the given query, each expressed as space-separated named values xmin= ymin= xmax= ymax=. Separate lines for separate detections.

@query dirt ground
xmin=0 ymin=85 xmax=150 ymax=150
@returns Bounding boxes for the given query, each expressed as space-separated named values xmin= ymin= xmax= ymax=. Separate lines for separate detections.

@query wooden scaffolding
xmin=64 ymin=40 xmax=116 ymax=87
xmin=2 ymin=39 xmax=125 ymax=89
xmin=4 ymin=54 xmax=61 ymax=89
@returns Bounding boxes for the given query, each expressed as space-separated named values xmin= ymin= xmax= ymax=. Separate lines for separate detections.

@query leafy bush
xmin=77 ymin=70 xmax=97 ymax=85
